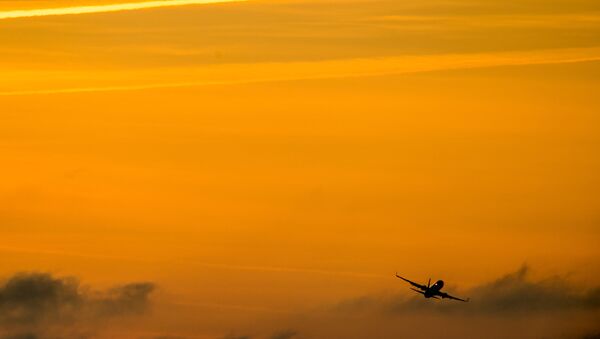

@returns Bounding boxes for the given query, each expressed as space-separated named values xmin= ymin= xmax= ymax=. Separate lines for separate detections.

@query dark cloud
xmin=219 ymin=330 xmax=298 ymax=339
xmin=0 ymin=273 xmax=81 ymax=326
xmin=464 ymin=265 xmax=600 ymax=314
xmin=337 ymin=265 xmax=600 ymax=315
xmin=1 ymin=334 xmax=38 ymax=339
xmin=0 ymin=272 xmax=155 ymax=339
xmin=91 ymin=282 xmax=155 ymax=317
xmin=269 ymin=330 xmax=297 ymax=339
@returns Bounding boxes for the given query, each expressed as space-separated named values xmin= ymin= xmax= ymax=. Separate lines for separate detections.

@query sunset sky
xmin=1 ymin=0 xmax=599 ymax=338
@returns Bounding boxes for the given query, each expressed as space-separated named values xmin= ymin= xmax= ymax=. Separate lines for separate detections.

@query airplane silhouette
xmin=395 ymin=273 xmax=469 ymax=302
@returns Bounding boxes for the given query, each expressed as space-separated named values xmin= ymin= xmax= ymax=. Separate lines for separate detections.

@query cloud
xmin=221 ymin=335 xmax=251 ymax=339
xmin=0 ymin=272 xmax=155 ymax=339
xmin=269 ymin=330 xmax=297 ymax=339
xmin=92 ymin=282 xmax=155 ymax=317
xmin=0 ymin=0 xmax=244 ymax=20
xmin=2 ymin=47 xmax=600 ymax=96
xmin=462 ymin=265 xmax=600 ymax=314
xmin=1 ymin=334 xmax=38 ymax=339
xmin=242 ymin=266 xmax=600 ymax=339
xmin=218 ymin=330 xmax=298 ymax=339
xmin=337 ymin=265 xmax=600 ymax=316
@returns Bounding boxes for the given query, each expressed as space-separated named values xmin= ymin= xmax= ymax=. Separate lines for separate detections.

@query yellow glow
xmin=0 ymin=0 xmax=244 ymax=20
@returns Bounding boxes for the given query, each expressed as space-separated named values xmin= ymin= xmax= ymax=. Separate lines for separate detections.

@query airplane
xmin=395 ymin=273 xmax=469 ymax=302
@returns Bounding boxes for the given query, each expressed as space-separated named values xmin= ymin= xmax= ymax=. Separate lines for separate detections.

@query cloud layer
xmin=202 ymin=266 xmax=600 ymax=339
xmin=338 ymin=265 xmax=600 ymax=316
xmin=2 ymin=267 xmax=598 ymax=339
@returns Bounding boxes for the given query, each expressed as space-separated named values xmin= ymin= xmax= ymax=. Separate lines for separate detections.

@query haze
xmin=1 ymin=0 xmax=599 ymax=338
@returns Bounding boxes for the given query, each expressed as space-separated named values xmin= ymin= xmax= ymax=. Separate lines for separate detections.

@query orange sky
xmin=1 ymin=1 xmax=599 ymax=338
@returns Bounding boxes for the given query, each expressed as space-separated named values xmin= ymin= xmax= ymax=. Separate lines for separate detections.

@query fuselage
xmin=423 ymin=280 xmax=444 ymax=298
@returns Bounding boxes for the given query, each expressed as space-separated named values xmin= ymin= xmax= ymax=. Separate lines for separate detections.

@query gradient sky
xmin=1 ymin=1 xmax=599 ymax=338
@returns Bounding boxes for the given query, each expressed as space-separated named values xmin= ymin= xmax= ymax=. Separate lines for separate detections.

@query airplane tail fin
xmin=428 ymin=278 xmax=431 ymax=288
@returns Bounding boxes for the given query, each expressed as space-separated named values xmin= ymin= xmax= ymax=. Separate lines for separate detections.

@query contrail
xmin=0 ymin=0 xmax=245 ymax=20
xmin=0 ymin=245 xmax=385 ymax=279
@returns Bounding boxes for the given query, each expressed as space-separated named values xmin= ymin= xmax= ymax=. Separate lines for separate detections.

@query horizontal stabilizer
xmin=410 ymin=288 xmax=425 ymax=295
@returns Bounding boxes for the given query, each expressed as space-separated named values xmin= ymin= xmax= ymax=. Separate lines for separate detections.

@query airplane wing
xmin=395 ymin=273 xmax=427 ymax=291
xmin=437 ymin=291 xmax=469 ymax=302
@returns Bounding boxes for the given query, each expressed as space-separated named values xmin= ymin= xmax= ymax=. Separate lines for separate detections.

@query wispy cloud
xmin=1 ymin=47 xmax=600 ymax=96
xmin=0 ymin=0 xmax=244 ymax=20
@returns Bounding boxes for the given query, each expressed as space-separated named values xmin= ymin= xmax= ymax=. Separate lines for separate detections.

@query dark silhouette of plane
xmin=395 ymin=273 xmax=469 ymax=302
